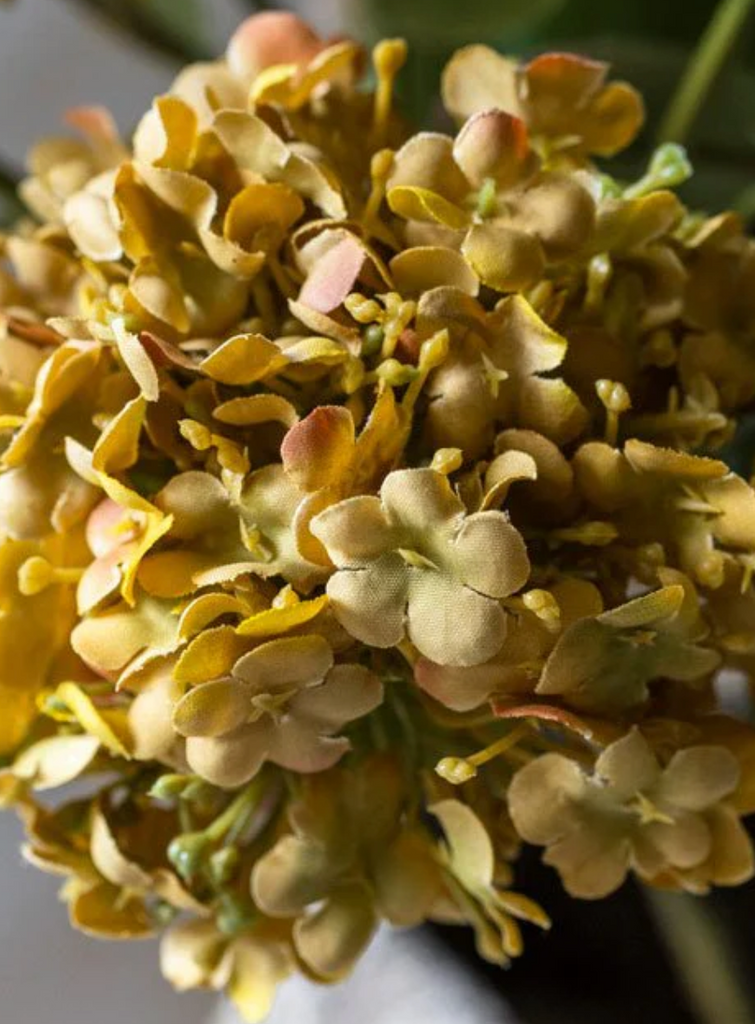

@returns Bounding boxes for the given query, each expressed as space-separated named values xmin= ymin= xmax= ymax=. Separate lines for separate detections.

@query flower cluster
xmin=2 ymin=12 xmax=755 ymax=1020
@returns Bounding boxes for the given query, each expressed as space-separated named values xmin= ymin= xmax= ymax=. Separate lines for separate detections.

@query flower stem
xmin=658 ymin=0 xmax=755 ymax=144
xmin=646 ymin=889 xmax=755 ymax=1024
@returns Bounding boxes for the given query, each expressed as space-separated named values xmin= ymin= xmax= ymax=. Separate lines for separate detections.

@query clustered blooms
xmin=2 ymin=11 xmax=755 ymax=1020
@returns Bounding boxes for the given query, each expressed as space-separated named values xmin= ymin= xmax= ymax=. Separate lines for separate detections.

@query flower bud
xmin=435 ymin=757 xmax=478 ymax=785
xmin=167 ymin=832 xmax=210 ymax=881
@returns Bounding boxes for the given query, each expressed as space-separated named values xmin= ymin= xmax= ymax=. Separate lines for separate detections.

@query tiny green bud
xmin=624 ymin=143 xmax=692 ymax=199
xmin=476 ymin=177 xmax=497 ymax=219
xmin=181 ymin=779 xmax=214 ymax=804
xmin=375 ymin=358 xmax=418 ymax=386
xmin=209 ymin=846 xmax=241 ymax=887
xmin=362 ymin=323 xmax=385 ymax=357
xmin=152 ymin=900 xmax=179 ymax=927
xmin=216 ymin=893 xmax=257 ymax=937
xmin=149 ymin=774 xmax=192 ymax=801
xmin=167 ymin=832 xmax=210 ymax=880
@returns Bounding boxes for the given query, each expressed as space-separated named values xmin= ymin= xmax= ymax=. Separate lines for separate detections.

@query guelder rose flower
xmin=509 ymin=729 xmax=753 ymax=898
xmin=442 ymin=49 xmax=643 ymax=160
xmin=172 ymin=635 xmax=383 ymax=788
xmin=387 ymin=109 xmax=595 ymax=293
xmin=310 ymin=467 xmax=530 ymax=666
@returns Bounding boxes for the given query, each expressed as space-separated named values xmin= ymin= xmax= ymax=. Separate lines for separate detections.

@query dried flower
xmin=1 ymin=11 xmax=755 ymax=1021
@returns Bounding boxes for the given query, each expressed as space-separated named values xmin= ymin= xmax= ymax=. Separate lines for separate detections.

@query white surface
xmin=0 ymin=811 xmax=216 ymax=1024
xmin=211 ymin=926 xmax=519 ymax=1024
xmin=0 ymin=0 xmax=246 ymax=168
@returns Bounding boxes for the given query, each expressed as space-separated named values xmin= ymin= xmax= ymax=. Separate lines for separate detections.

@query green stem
xmin=659 ymin=0 xmax=755 ymax=144
xmin=646 ymin=889 xmax=755 ymax=1024
xmin=205 ymin=777 xmax=265 ymax=844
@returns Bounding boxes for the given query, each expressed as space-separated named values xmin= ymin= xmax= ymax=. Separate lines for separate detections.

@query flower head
xmin=311 ymin=467 xmax=530 ymax=666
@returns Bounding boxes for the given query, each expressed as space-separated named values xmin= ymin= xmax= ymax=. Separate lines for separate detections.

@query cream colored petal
xmin=517 ymin=377 xmax=589 ymax=446
xmin=12 ymin=734 xmax=100 ymax=791
xmin=129 ymin=670 xmax=187 ymax=768
xmin=372 ymin=829 xmax=442 ymax=927
xmin=453 ymin=109 xmax=535 ymax=190
xmin=310 ymin=495 xmax=395 ymax=567
xmin=64 ymin=187 xmax=122 ymax=262
xmin=252 ymin=835 xmax=336 ymax=916
xmin=293 ymin=882 xmax=377 ymax=981
xmin=490 ymin=294 xmax=567 ymax=374
xmin=281 ymin=404 xmax=355 ymax=492
xmin=298 ymin=234 xmax=366 ymax=314
xmin=160 ymin=919 xmax=225 ymax=991
xmin=155 ymin=471 xmax=233 ymax=539
xmin=213 ymin=394 xmax=298 ymax=428
xmin=431 ymin=799 xmax=494 ymax=889
xmin=507 ymin=173 xmax=595 ymax=259
xmin=546 ymin=827 xmax=631 ymax=900
xmin=414 ymin=657 xmax=507 ymax=712
xmin=326 ymin=556 xmax=408 ymax=649
xmin=380 ymin=467 xmax=464 ymax=537
xmin=173 ymin=679 xmax=250 ymax=738
xmin=508 ymin=753 xmax=588 ymax=845
xmin=441 ymin=45 xmax=520 ymax=124
xmin=699 ymin=805 xmax=755 ymax=886
xmin=595 ymin=729 xmax=660 ymax=800
xmin=461 ymin=222 xmax=544 ymax=292
xmin=451 ymin=511 xmax=530 ymax=599
xmin=186 ymin=721 xmax=270 ymax=789
xmin=406 ymin=569 xmax=506 ymax=666
xmin=233 ymin=635 xmax=333 ymax=693
xmin=266 ymin=718 xmax=350 ymax=773
xmin=226 ymin=934 xmax=292 ymax=1024
xmin=90 ymin=809 xmax=153 ymax=890
xmin=200 ymin=333 xmax=288 ymax=385
xmin=643 ymin=812 xmax=711 ymax=870
xmin=387 ymin=132 xmax=469 ymax=201
xmin=292 ymin=664 xmax=383 ymax=729
xmin=390 ymin=246 xmax=479 ymax=297
xmin=227 ymin=11 xmax=323 ymax=80
xmin=655 ymin=746 xmax=740 ymax=811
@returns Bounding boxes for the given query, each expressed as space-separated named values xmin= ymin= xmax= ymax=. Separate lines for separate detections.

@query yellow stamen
xmin=522 ymin=589 xmax=561 ymax=633
xmin=431 ymin=448 xmax=463 ymax=475
xmin=596 ymin=378 xmax=632 ymax=446
xmin=372 ymin=39 xmax=407 ymax=140
xmin=436 ymin=723 xmax=531 ymax=785
xmin=362 ymin=149 xmax=395 ymax=228
xmin=550 ymin=521 xmax=618 ymax=546
xmin=18 ymin=556 xmax=84 ymax=596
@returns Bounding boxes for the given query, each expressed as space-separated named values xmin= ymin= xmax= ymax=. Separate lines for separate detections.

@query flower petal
xmin=292 ymin=664 xmax=383 ymax=729
xmin=173 ymin=679 xmax=250 ymax=738
xmin=406 ymin=569 xmax=507 ymax=666
xmin=293 ymin=882 xmax=377 ymax=981
xmin=187 ymin=721 xmax=270 ymax=788
xmin=461 ymin=222 xmax=544 ymax=292
xmin=310 ymin=495 xmax=395 ymax=566
xmin=451 ymin=511 xmax=530 ymax=599
xmin=656 ymin=746 xmax=740 ymax=811
xmin=233 ymin=635 xmax=334 ymax=692
xmin=326 ymin=556 xmax=407 ymax=649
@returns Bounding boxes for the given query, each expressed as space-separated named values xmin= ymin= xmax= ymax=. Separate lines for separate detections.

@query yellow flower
xmin=252 ymin=755 xmax=442 ymax=979
xmin=173 ymin=636 xmax=383 ymax=788
xmin=509 ymin=728 xmax=753 ymax=898
xmin=311 ymin=467 xmax=530 ymax=666
xmin=442 ymin=48 xmax=643 ymax=161
xmin=387 ymin=110 xmax=594 ymax=293
xmin=161 ymin=917 xmax=293 ymax=1024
